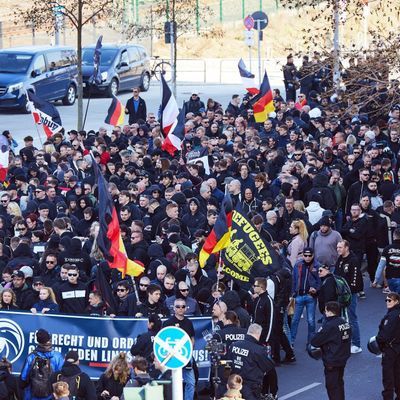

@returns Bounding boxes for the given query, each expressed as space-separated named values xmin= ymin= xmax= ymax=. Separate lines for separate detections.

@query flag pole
xmin=82 ymin=82 xmax=92 ymax=131
xmin=25 ymin=90 xmax=44 ymax=147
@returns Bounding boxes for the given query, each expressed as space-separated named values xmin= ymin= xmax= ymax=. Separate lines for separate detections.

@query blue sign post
xmin=153 ymin=326 xmax=193 ymax=400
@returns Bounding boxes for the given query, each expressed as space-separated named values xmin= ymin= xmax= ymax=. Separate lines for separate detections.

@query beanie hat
xmin=36 ymin=329 xmax=51 ymax=344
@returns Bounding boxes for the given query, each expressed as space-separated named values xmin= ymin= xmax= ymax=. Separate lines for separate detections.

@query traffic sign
xmin=244 ymin=15 xmax=255 ymax=31
xmin=153 ymin=326 xmax=193 ymax=370
xmin=244 ymin=30 xmax=254 ymax=46
xmin=251 ymin=11 xmax=269 ymax=30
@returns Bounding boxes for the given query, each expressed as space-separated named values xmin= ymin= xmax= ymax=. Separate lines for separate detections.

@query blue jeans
xmin=348 ymin=294 xmax=361 ymax=347
xmin=290 ymin=294 xmax=316 ymax=345
xmin=388 ymin=278 xmax=400 ymax=294
xmin=183 ymin=367 xmax=195 ymax=400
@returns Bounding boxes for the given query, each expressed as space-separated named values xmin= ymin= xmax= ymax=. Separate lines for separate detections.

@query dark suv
xmin=81 ymin=43 xmax=151 ymax=97
xmin=0 ymin=46 xmax=78 ymax=110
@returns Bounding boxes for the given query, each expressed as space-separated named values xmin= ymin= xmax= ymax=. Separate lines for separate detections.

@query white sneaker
xmin=351 ymin=345 xmax=362 ymax=354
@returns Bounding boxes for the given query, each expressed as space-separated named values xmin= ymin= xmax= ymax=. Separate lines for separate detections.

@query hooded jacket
xmin=59 ymin=238 xmax=92 ymax=276
xmin=6 ymin=243 xmax=38 ymax=271
xmin=50 ymin=362 xmax=96 ymax=400
xmin=305 ymin=174 xmax=336 ymax=211
xmin=221 ymin=291 xmax=251 ymax=329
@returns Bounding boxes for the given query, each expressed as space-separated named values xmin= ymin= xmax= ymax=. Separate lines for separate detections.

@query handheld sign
xmin=153 ymin=326 xmax=193 ymax=370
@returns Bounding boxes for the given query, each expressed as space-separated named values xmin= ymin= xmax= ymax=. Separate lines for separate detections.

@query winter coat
xmin=32 ymin=299 xmax=59 ymax=314
xmin=21 ymin=345 xmax=64 ymax=400
xmin=221 ymin=291 xmax=251 ymax=329
xmin=305 ymin=201 xmax=326 ymax=225
xmin=305 ymin=174 xmax=336 ymax=211
xmin=50 ymin=362 xmax=96 ymax=400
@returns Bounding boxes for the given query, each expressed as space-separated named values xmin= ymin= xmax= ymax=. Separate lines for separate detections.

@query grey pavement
xmin=276 ymin=279 xmax=386 ymax=400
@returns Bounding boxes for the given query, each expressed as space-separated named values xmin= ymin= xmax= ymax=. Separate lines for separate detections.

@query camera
xmin=205 ymin=339 xmax=226 ymax=356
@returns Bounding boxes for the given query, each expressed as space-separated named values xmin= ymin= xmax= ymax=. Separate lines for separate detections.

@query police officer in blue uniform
xmin=228 ymin=323 xmax=277 ymax=400
xmin=310 ymin=301 xmax=351 ymax=400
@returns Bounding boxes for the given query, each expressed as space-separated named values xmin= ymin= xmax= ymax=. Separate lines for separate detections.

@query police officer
xmin=213 ymin=311 xmax=247 ymax=398
xmin=376 ymin=292 xmax=400 ymax=399
xmin=228 ymin=323 xmax=277 ymax=400
xmin=310 ymin=301 xmax=351 ymax=400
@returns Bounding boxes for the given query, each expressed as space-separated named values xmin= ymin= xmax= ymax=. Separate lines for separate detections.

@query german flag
xmin=95 ymin=160 xmax=144 ymax=277
xmin=105 ymin=96 xmax=124 ymax=126
xmin=199 ymin=193 xmax=233 ymax=268
xmin=251 ymin=71 xmax=275 ymax=123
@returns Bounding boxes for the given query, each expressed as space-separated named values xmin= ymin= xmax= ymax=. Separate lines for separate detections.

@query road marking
xmin=280 ymin=383 xmax=322 ymax=399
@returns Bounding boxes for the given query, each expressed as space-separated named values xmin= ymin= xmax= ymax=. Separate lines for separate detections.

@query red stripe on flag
xmin=109 ymin=99 xmax=122 ymax=126
xmin=0 ymin=168 xmax=7 ymax=182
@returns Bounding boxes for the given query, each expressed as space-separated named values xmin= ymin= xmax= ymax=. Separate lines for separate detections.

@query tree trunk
xmin=77 ymin=0 xmax=83 ymax=130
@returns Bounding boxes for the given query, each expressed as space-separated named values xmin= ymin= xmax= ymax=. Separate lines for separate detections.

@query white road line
xmin=280 ymin=382 xmax=322 ymax=400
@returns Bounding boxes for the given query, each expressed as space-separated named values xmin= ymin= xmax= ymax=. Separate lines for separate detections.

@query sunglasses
xmin=0 ymin=200 xmax=8 ymax=203
xmin=180 ymin=289 xmax=189 ymax=292
xmin=34 ymin=282 xmax=43 ymax=286
xmin=46 ymin=261 xmax=56 ymax=264
xmin=139 ymin=284 xmax=149 ymax=287
xmin=117 ymin=288 xmax=127 ymax=292
xmin=68 ymin=273 xmax=78 ymax=277
xmin=385 ymin=298 xmax=394 ymax=303
xmin=303 ymin=254 xmax=313 ymax=257
xmin=175 ymin=305 xmax=186 ymax=309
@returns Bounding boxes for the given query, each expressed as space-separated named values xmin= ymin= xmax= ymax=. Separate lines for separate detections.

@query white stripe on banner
xmin=163 ymin=97 xmax=179 ymax=128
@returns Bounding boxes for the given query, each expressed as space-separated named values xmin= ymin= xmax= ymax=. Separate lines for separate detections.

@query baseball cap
xmin=308 ymin=167 xmax=318 ymax=175
xmin=12 ymin=270 xmax=25 ymax=279
xmin=303 ymin=247 xmax=314 ymax=256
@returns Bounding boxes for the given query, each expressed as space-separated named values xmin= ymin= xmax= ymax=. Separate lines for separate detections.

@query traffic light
xmin=164 ymin=21 xmax=177 ymax=44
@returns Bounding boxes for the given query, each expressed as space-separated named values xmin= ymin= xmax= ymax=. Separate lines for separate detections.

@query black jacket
xmin=304 ymin=174 xmax=336 ymax=211
xmin=310 ymin=315 xmax=351 ymax=367
xmin=213 ymin=323 xmax=247 ymax=350
xmin=377 ymin=304 xmax=400 ymax=353
xmin=96 ymin=372 xmax=128 ymax=400
xmin=221 ymin=291 xmax=251 ymax=329
xmin=0 ymin=367 xmax=21 ymax=400
xmin=318 ymin=274 xmax=338 ymax=314
xmin=228 ymin=335 xmax=274 ymax=387
xmin=136 ymin=300 xmax=168 ymax=318
xmin=13 ymin=283 xmax=36 ymax=311
xmin=251 ymin=291 xmax=274 ymax=344
xmin=59 ymin=238 xmax=93 ymax=276
xmin=50 ymin=363 xmax=96 ymax=400
xmin=335 ymin=251 xmax=363 ymax=293
xmin=130 ymin=329 xmax=158 ymax=362
xmin=116 ymin=293 xmax=137 ymax=317
xmin=125 ymin=96 xmax=147 ymax=124
xmin=341 ymin=216 xmax=367 ymax=253
xmin=57 ymin=281 xmax=88 ymax=314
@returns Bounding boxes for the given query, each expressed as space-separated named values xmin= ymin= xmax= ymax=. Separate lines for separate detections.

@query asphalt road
xmin=276 ymin=279 xmax=386 ymax=400
xmin=0 ymin=82 xmax=286 ymax=148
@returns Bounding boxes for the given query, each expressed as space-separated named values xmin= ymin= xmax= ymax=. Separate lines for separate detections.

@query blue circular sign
xmin=153 ymin=326 xmax=193 ymax=370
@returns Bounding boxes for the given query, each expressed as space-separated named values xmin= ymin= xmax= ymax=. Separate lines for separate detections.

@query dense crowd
xmin=1 ymin=54 xmax=400 ymax=400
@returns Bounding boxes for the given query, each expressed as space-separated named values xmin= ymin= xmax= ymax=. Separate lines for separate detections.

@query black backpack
xmin=56 ymin=373 xmax=81 ymax=399
xmin=29 ymin=352 xmax=52 ymax=398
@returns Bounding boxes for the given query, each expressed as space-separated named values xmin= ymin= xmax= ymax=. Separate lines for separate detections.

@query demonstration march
xmin=0 ymin=2 xmax=400 ymax=400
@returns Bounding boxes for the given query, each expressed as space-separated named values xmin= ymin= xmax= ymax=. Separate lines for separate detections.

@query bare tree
xmin=14 ymin=0 xmax=115 ymax=130
xmin=279 ymin=0 xmax=400 ymax=123
xmin=122 ymin=0 xmax=212 ymax=95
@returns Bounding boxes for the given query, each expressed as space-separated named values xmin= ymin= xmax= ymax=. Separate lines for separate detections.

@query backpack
xmin=29 ymin=352 xmax=52 ymax=398
xmin=333 ymin=275 xmax=352 ymax=308
xmin=56 ymin=373 xmax=81 ymax=399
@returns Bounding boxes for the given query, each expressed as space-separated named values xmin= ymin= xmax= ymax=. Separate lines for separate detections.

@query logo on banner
xmin=0 ymin=319 xmax=25 ymax=363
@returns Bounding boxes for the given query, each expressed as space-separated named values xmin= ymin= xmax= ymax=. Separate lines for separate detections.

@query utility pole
xmin=219 ymin=0 xmax=223 ymax=22
xmin=242 ymin=0 xmax=245 ymax=19
xmin=150 ymin=6 xmax=154 ymax=57
xmin=333 ymin=0 xmax=341 ymax=95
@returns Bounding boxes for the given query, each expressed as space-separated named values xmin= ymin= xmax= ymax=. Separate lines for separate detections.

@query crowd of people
xmin=1 ymin=55 xmax=400 ymax=399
